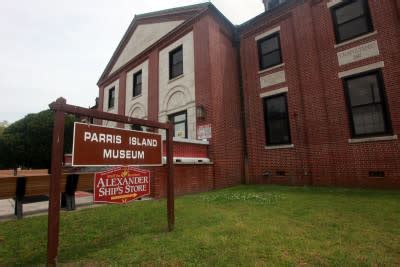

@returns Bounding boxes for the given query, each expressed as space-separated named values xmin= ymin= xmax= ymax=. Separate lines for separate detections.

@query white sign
xmin=337 ymin=41 xmax=380 ymax=66
xmin=260 ymin=70 xmax=286 ymax=88
xmin=197 ymin=124 xmax=212 ymax=140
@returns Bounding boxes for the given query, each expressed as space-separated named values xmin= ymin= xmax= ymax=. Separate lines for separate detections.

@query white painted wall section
xmin=125 ymin=60 xmax=149 ymax=121
xmin=110 ymin=20 xmax=184 ymax=74
xmin=158 ymin=31 xmax=196 ymax=140
xmin=102 ymin=79 xmax=119 ymax=128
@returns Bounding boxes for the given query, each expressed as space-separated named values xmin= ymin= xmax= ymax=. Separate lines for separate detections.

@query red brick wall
xmin=204 ymin=14 xmax=245 ymax=189
xmin=240 ymin=0 xmax=400 ymax=189
xmin=148 ymin=164 xmax=214 ymax=198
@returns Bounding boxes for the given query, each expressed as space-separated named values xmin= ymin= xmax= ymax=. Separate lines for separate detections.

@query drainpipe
xmin=234 ymin=31 xmax=250 ymax=185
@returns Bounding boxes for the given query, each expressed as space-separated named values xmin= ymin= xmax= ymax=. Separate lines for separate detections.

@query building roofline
xmin=134 ymin=2 xmax=211 ymax=20
xmin=97 ymin=2 xmax=213 ymax=85
xmin=237 ymin=0 xmax=298 ymax=35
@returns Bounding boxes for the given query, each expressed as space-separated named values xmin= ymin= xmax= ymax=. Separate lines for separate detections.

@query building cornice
xmin=97 ymin=3 xmax=236 ymax=87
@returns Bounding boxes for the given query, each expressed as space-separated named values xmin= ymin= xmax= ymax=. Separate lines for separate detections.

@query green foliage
xmin=0 ymin=110 xmax=77 ymax=169
xmin=1 ymin=185 xmax=399 ymax=266
xmin=0 ymin=121 xmax=8 ymax=135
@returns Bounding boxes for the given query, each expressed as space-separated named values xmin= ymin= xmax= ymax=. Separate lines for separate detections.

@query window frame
xmin=169 ymin=45 xmax=183 ymax=80
xmin=257 ymin=32 xmax=283 ymax=71
xmin=168 ymin=110 xmax=188 ymax=139
xmin=263 ymin=93 xmax=292 ymax=146
xmin=108 ymin=87 xmax=115 ymax=109
xmin=343 ymin=70 xmax=393 ymax=139
xmin=331 ymin=0 xmax=374 ymax=44
xmin=133 ymin=70 xmax=142 ymax=97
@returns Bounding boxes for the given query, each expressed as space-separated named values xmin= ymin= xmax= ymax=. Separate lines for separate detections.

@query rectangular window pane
xmin=174 ymin=122 xmax=186 ymax=138
xmin=352 ymin=105 xmax=386 ymax=135
xmin=169 ymin=111 xmax=187 ymax=138
xmin=136 ymin=72 xmax=142 ymax=84
xmin=134 ymin=84 xmax=142 ymax=97
xmin=170 ymin=46 xmax=183 ymax=79
xmin=262 ymin=50 xmax=281 ymax=69
xmin=173 ymin=113 xmax=186 ymax=122
xmin=264 ymin=94 xmax=291 ymax=145
xmin=335 ymin=0 xmax=364 ymax=24
xmin=344 ymin=71 xmax=392 ymax=137
xmin=258 ymin=34 xmax=282 ymax=70
xmin=172 ymin=50 xmax=182 ymax=64
xmin=260 ymin=36 xmax=279 ymax=54
xmin=108 ymin=88 xmax=115 ymax=109
xmin=332 ymin=0 xmax=373 ymax=43
xmin=133 ymin=71 xmax=142 ymax=97
xmin=347 ymin=74 xmax=380 ymax=106
xmin=172 ymin=62 xmax=183 ymax=78
xmin=337 ymin=17 xmax=369 ymax=41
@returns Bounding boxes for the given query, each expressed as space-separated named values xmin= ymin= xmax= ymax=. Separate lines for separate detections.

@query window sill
xmin=334 ymin=31 xmax=377 ymax=49
xmin=131 ymin=94 xmax=143 ymax=101
xmin=258 ymin=63 xmax=285 ymax=75
xmin=348 ymin=135 xmax=398 ymax=144
xmin=162 ymin=157 xmax=213 ymax=165
xmin=161 ymin=136 xmax=209 ymax=145
xmin=265 ymin=144 xmax=294 ymax=150
xmin=168 ymin=74 xmax=184 ymax=84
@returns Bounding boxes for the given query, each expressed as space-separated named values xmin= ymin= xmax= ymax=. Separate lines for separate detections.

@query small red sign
xmin=94 ymin=166 xmax=150 ymax=204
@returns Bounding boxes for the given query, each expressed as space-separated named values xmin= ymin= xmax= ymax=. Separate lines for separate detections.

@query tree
xmin=0 ymin=120 xmax=8 ymax=135
xmin=0 ymin=110 xmax=77 ymax=169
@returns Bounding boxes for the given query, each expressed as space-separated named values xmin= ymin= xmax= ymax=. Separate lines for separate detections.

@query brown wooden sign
xmin=72 ymin=122 xmax=163 ymax=166
xmin=47 ymin=99 xmax=174 ymax=265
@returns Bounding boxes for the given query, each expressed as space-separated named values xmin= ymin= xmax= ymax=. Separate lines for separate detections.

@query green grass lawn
xmin=0 ymin=185 xmax=400 ymax=266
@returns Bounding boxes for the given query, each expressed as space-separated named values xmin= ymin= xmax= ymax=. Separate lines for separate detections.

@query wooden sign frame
xmin=47 ymin=98 xmax=175 ymax=266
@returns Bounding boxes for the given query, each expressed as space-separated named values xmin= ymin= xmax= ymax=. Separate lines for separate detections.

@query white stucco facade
xmin=158 ymin=31 xmax=196 ymax=140
xmin=110 ymin=20 xmax=184 ymax=74
xmin=102 ymin=79 xmax=119 ymax=128
xmin=125 ymin=60 xmax=149 ymax=121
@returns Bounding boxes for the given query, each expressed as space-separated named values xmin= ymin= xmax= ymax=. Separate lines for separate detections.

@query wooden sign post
xmin=47 ymin=98 xmax=174 ymax=265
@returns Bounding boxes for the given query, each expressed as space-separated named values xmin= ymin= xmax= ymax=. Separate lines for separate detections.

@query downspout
xmin=234 ymin=30 xmax=250 ymax=185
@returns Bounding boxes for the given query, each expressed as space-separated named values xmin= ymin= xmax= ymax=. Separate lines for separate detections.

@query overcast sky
xmin=0 ymin=0 xmax=263 ymax=123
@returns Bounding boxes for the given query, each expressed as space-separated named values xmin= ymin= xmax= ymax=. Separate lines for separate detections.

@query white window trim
xmin=338 ymin=61 xmax=384 ymax=78
xmin=160 ymin=136 xmax=209 ymax=145
xmin=260 ymin=87 xmax=288 ymax=98
xmin=265 ymin=144 xmax=294 ymax=150
xmin=327 ymin=0 xmax=343 ymax=8
xmin=258 ymin=63 xmax=285 ymax=75
xmin=349 ymin=135 xmax=398 ymax=144
xmin=255 ymin=26 xmax=281 ymax=41
xmin=334 ymin=31 xmax=378 ymax=49
xmin=162 ymin=157 xmax=212 ymax=165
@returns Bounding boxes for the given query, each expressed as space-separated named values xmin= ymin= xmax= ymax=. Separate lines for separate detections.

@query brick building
xmin=97 ymin=0 xmax=400 ymax=194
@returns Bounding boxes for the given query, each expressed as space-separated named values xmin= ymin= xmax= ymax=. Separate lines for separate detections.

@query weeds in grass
xmin=200 ymin=191 xmax=285 ymax=204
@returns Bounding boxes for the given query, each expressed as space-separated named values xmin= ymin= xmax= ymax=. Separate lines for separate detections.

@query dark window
xmin=108 ymin=87 xmax=115 ymax=109
xmin=169 ymin=46 xmax=183 ymax=79
xmin=133 ymin=70 xmax=142 ymax=97
xmin=369 ymin=171 xmax=384 ymax=178
xmin=257 ymin=33 xmax=282 ymax=70
xmin=344 ymin=71 xmax=392 ymax=138
xmin=276 ymin=170 xmax=286 ymax=176
xmin=168 ymin=111 xmax=187 ymax=138
xmin=263 ymin=93 xmax=291 ymax=146
xmin=331 ymin=0 xmax=373 ymax=43
xmin=131 ymin=124 xmax=143 ymax=131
